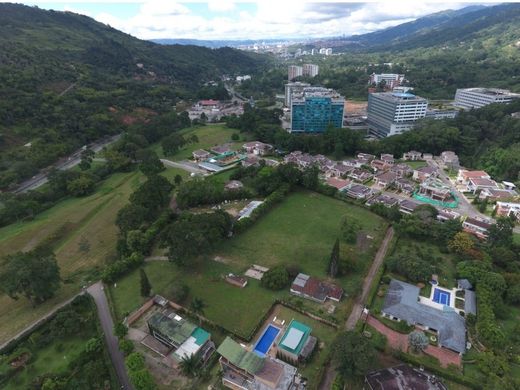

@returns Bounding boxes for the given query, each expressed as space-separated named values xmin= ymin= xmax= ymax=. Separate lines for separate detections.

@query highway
xmin=13 ymin=134 xmax=121 ymax=194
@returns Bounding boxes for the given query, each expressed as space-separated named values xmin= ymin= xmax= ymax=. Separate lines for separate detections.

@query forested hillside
xmin=0 ymin=4 xmax=268 ymax=188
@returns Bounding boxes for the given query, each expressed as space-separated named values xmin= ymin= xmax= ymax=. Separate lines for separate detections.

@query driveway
xmin=88 ymin=282 xmax=133 ymax=390
xmin=160 ymin=159 xmax=207 ymax=175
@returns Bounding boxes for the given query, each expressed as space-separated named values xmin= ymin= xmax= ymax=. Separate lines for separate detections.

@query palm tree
xmin=190 ymin=297 xmax=206 ymax=325
xmin=179 ymin=354 xmax=200 ymax=377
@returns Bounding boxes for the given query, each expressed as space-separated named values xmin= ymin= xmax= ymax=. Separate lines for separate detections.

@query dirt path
xmin=318 ymin=226 xmax=394 ymax=390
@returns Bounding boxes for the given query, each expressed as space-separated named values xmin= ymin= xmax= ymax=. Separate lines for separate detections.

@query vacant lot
xmin=110 ymin=191 xmax=386 ymax=339
xmin=153 ymin=123 xmax=252 ymax=160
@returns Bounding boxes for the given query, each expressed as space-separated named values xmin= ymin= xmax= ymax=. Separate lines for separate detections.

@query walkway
xmin=366 ymin=315 xmax=462 ymax=368
xmin=318 ymin=226 xmax=394 ymax=390
xmin=88 ymin=282 xmax=134 ymax=390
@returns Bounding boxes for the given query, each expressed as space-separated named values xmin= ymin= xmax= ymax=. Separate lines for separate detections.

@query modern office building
xmin=454 ymin=88 xmax=520 ymax=110
xmin=367 ymin=92 xmax=428 ymax=138
xmin=288 ymin=65 xmax=303 ymax=81
xmin=284 ymin=82 xmax=310 ymax=107
xmin=290 ymin=87 xmax=345 ymax=133
xmin=302 ymin=63 xmax=319 ymax=77
xmin=369 ymin=73 xmax=405 ymax=89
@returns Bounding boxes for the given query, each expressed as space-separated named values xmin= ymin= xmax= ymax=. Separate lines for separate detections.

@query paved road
xmin=318 ymin=227 xmax=395 ymax=390
xmin=13 ymin=134 xmax=122 ymax=194
xmin=88 ymin=282 xmax=133 ymax=390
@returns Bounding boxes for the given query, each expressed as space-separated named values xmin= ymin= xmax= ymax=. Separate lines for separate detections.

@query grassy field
xmin=152 ymin=123 xmax=252 ymax=160
xmin=0 ymin=171 xmax=145 ymax=343
xmin=109 ymin=191 xmax=386 ymax=338
xmin=402 ymin=160 xmax=427 ymax=169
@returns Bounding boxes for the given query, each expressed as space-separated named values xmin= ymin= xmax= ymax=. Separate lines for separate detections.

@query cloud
xmin=88 ymin=1 xmax=479 ymax=40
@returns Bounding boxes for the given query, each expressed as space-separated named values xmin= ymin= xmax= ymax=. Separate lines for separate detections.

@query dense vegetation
xmin=0 ymin=4 xmax=268 ymax=189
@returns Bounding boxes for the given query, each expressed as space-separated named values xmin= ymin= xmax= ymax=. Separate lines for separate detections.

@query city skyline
xmin=6 ymin=1 xmax=493 ymax=41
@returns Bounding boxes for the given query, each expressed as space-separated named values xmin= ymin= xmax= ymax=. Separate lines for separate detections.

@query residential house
xmin=440 ymin=151 xmax=460 ymax=170
xmin=211 ymin=145 xmax=232 ymax=155
xmin=192 ymin=149 xmax=211 ymax=162
xmin=242 ymin=156 xmax=261 ymax=168
xmin=381 ymin=279 xmax=466 ymax=355
xmin=390 ymin=163 xmax=412 ymax=178
xmin=225 ymin=274 xmax=248 ymax=288
xmin=462 ymin=217 xmax=493 ymax=239
xmin=328 ymin=163 xmax=353 ymax=178
xmin=345 ymin=183 xmax=373 ymax=200
xmin=217 ymin=337 xmax=303 ymax=390
xmin=325 ymin=177 xmax=350 ymax=191
xmin=437 ymin=209 xmax=461 ymax=222
xmin=412 ymin=166 xmax=437 ymax=182
xmin=495 ymin=202 xmax=520 ymax=219
xmin=283 ymin=151 xmax=302 ymax=164
xmin=503 ymin=181 xmax=517 ymax=191
xmin=243 ymin=141 xmax=273 ymax=156
xmin=295 ymin=154 xmax=315 ymax=169
xmin=399 ymin=199 xmax=420 ymax=214
xmin=357 ymin=153 xmax=375 ymax=162
xmin=394 ymin=178 xmax=415 ymax=195
xmin=466 ymin=177 xmax=498 ymax=194
xmin=348 ymin=169 xmax=373 ymax=183
xmin=456 ymin=170 xmax=490 ymax=186
xmin=422 ymin=153 xmax=433 ymax=160
xmin=276 ymin=320 xmax=317 ymax=365
xmin=290 ymin=273 xmax=343 ymax=303
xmin=225 ymin=180 xmax=244 ymax=191
xmin=366 ymin=194 xmax=399 ymax=208
xmin=479 ymin=188 xmax=518 ymax=202
xmin=370 ymin=159 xmax=387 ymax=172
xmin=380 ymin=153 xmax=395 ymax=165
xmin=374 ymin=171 xmax=397 ymax=189
xmin=365 ymin=365 xmax=447 ymax=390
xmin=147 ymin=310 xmax=215 ymax=365
xmin=402 ymin=150 xmax=422 ymax=161
xmin=417 ymin=178 xmax=452 ymax=202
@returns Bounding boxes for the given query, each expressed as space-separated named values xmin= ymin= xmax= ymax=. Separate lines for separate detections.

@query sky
xmin=10 ymin=1 xmax=496 ymax=41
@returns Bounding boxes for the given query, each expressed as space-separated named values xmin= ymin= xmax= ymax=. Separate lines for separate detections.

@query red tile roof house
xmin=380 ymin=153 xmax=395 ymax=165
xmin=370 ymin=159 xmax=388 ymax=172
xmin=357 ymin=153 xmax=376 ymax=162
xmin=394 ymin=178 xmax=415 ymax=195
xmin=374 ymin=171 xmax=398 ymax=189
xmin=462 ymin=217 xmax=493 ymax=240
xmin=437 ymin=209 xmax=461 ymax=222
xmin=412 ymin=166 xmax=438 ymax=182
xmin=326 ymin=177 xmax=350 ymax=191
xmin=295 ymin=154 xmax=316 ymax=169
xmin=242 ymin=141 xmax=273 ymax=156
xmin=495 ymin=202 xmax=520 ymax=219
xmin=456 ymin=169 xmax=490 ymax=185
xmin=466 ymin=177 xmax=498 ymax=194
xmin=390 ymin=163 xmax=412 ymax=178
xmin=192 ymin=149 xmax=211 ymax=162
xmin=479 ymin=188 xmax=518 ymax=202
xmin=199 ymin=99 xmax=220 ymax=108
xmin=345 ymin=183 xmax=373 ymax=200
xmin=290 ymin=273 xmax=343 ymax=303
xmin=348 ymin=169 xmax=373 ymax=183
xmin=366 ymin=194 xmax=399 ymax=208
xmin=327 ymin=163 xmax=353 ymax=178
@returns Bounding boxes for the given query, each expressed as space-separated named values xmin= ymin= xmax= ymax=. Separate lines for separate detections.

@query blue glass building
xmin=290 ymin=88 xmax=344 ymax=133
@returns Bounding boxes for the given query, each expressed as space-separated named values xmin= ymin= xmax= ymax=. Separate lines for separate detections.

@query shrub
xmin=261 ymin=266 xmax=290 ymax=290
xmin=165 ymin=284 xmax=190 ymax=304
xmin=119 ymin=339 xmax=135 ymax=356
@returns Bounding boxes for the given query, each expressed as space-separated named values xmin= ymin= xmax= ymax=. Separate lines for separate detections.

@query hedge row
xmin=101 ymin=252 xmax=144 ymax=283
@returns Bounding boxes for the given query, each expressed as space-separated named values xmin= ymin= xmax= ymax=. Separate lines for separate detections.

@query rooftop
xmin=148 ymin=311 xmax=197 ymax=347
xmin=365 ymin=364 xmax=447 ymax=390
xmin=458 ymin=88 xmax=520 ymax=97
xmin=217 ymin=337 xmax=264 ymax=375
xmin=382 ymin=279 xmax=466 ymax=353
xmin=278 ymin=320 xmax=312 ymax=357
xmin=464 ymin=217 xmax=493 ymax=230
xmin=370 ymin=91 xmax=427 ymax=103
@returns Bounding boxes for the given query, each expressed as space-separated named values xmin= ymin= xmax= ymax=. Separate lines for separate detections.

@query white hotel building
xmin=367 ymin=92 xmax=428 ymax=138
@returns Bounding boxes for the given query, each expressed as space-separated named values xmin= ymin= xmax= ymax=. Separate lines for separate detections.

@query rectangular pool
xmin=433 ymin=288 xmax=451 ymax=306
xmin=253 ymin=325 xmax=280 ymax=356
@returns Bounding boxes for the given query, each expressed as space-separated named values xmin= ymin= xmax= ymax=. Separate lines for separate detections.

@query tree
xmin=328 ymin=238 xmax=340 ymax=278
xmin=179 ymin=354 xmax=201 ymax=377
xmin=190 ymin=297 xmax=206 ymax=324
xmin=408 ymin=330 xmax=429 ymax=353
xmin=488 ymin=217 xmax=514 ymax=248
xmin=341 ymin=217 xmax=361 ymax=244
xmin=165 ymin=284 xmax=190 ymax=303
xmin=67 ymin=173 xmax=96 ymax=196
xmin=231 ymin=133 xmax=239 ymax=141
xmin=79 ymin=148 xmax=95 ymax=171
xmin=0 ymin=247 xmax=60 ymax=307
xmin=125 ymin=352 xmax=145 ymax=371
xmin=138 ymin=150 xmax=165 ymax=177
xmin=261 ymin=266 xmax=289 ymax=290
xmin=114 ymin=322 xmax=128 ymax=339
xmin=119 ymin=339 xmax=135 ymax=355
xmin=140 ymin=268 xmax=152 ymax=297
xmin=333 ymin=331 xmax=376 ymax=378
xmin=448 ymin=232 xmax=475 ymax=256
xmin=174 ymin=174 xmax=183 ymax=186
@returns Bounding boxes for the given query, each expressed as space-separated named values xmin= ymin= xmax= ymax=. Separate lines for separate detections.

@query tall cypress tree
xmin=328 ymin=238 xmax=340 ymax=278
xmin=140 ymin=268 xmax=151 ymax=297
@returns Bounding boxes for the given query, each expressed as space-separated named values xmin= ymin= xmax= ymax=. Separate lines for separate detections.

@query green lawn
xmin=0 ymin=171 xmax=144 ymax=343
xmin=152 ymin=123 xmax=253 ymax=160
xmin=402 ymin=160 xmax=427 ymax=169
xmin=513 ymin=233 xmax=520 ymax=246
xmin=109 ymin=191 xmax=386 ymax=339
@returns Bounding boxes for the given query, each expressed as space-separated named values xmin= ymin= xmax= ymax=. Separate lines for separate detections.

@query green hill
xmin=0 ymin=3 xmax=268 ymax=188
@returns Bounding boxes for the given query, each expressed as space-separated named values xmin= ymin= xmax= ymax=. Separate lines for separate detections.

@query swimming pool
xmin=253 ymin=325 xmax=280 ymax=356
xmin=432 ymin=288 xmax=451 ymax=306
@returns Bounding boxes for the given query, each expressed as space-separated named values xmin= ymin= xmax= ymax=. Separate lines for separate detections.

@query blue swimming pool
xmin=253 ymin=325 xmax=280 ymax=356
xmin=433 ymin=288 xmax=451 ymax=306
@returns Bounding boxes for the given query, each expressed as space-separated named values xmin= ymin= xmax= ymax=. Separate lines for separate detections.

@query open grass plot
xmin=0 ymin=171 xmax=143 ymax=343
xmin=215 ymin=191 xmax=386 ymax=280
